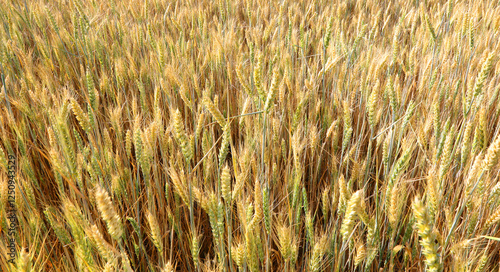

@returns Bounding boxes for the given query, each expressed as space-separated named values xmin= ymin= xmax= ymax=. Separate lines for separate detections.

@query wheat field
xmin=1 ymin=0 xmax=500 ymax=271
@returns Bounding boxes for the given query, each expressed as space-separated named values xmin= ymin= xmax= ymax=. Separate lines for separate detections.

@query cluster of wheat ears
xmin=1 ymin=0 xmax=500 ymax=271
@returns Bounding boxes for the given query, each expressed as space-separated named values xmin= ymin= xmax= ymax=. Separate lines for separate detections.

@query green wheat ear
xmin=218 ymin=123 xmax=231 ymax=170
xmin=412 ymin=196 xmax=441 ymax=272
xmin=172 ymin=108 xmax=193 ymax=162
